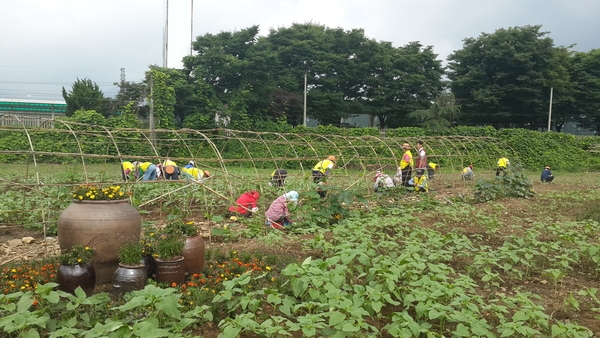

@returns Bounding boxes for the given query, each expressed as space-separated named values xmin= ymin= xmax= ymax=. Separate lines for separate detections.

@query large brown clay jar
xmin=57 ymin=200 xmax=142 ymax=284
xmin=181 ymin=235 xmax=206 ymax=277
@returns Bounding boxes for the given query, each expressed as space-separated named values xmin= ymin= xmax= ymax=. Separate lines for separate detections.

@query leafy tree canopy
xmin=62 ymin=78 xmax=110 ymax=117
xmin=447 ymin=25 xmax=572 ymax=129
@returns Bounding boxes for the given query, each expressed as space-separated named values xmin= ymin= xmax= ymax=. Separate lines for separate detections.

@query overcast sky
xmin=1 ymin=0 xmax=598 ymax=102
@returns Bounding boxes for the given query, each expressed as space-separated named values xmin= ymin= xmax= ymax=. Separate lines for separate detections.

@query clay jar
xmin=57 ymin=200 xmax=142 ymax=284
xmin=154 ymin=257 xmax=186 ymax=285
xmin=181 ymin=235 xmax=206 ymax=277
xmin=112 ymin=264 xmax=148 ymax=296
xmin=57 ymin=263 xmax=96 ymax=296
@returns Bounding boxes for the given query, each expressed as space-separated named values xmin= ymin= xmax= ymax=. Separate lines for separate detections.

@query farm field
xmin=1 ymin=166 xmax=600 ymax=337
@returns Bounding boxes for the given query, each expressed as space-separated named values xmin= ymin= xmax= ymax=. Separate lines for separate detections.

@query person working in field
xmin=122 ymin=161 xmax=135 ymax=181
xmin=162 ymin=159 xmax=180 ymax=180
xmin=540 ymin=166 xmax=554 ymax=183
xmin=399 ymin=143 xmax=414 ymax=186
xmin=133 ymin=161 xmax=158 ymax=181
xmin=373 ymin=170 xmax=395 ymax=192
xmin=427 ymin=162 xmax=439 ymax=180
xmin=181 ymin=161 xmax=210 ymax=181
xmin=265 ymin=191 xmax=298 ymax=230
xmin=496 ymin=157 xmax=510 ymax=177
xmin=269 ymin=169 xmax=288 ymax=187
xmin=312 ymin=156 xmax=336 ymax=183
xmin=228 ymin=190 xmax=260 ymax=218
xmin=412 ymin=168 xmax=429 ymax=192
xmin=462 ymin=164 xmax=474 ymax=181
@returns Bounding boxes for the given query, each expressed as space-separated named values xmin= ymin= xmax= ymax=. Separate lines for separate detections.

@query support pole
xmin=547 ymin=87 xmax=553 ymax=132
xmin=303 ymin=72 xmax=307 ymax=126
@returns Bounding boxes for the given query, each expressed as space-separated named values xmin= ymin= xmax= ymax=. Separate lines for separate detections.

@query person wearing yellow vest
xmin=312 ymin=156 xmax=336 ymax=183
xmin=135 ymin=161 xmax=157 ymax=181
xmin=162 ymin=159 xmax=180 ymax=180
xmin=496 ymin=157 xmax=510 ymax=177
xmin=412 ymin=168 xmax=428 ymax=192
xmin=427 ymin=162 xmax=439 ymax=180
xmin=462 ymin=165 xmax=474 ymax=181
xmin=121 ymin=161 xmax=135 ymax=181
xmin=269 ymin=169 xmax=288 ymax=187
xmin=399 ymin=143 xmax=414 ymax=187
xmin=181 ymin=161 xmax=210 ymax=181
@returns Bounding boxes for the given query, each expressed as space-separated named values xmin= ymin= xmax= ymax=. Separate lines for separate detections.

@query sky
xmin=1 ymin=0 xmax=598 ymax=102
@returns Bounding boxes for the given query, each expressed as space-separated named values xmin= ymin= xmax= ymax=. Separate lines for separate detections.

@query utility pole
xmin=163 ymin=0 xmax=169 ymax=68
xmin=303 ymin=72 xmax=307 ymax=127
xmin=190 ymin=0 xmax=194 ymax=56
xmin=547 ymin=87 xmax=553 ymax=132
xmin=149 ymin=76 xmax=155 ymax=146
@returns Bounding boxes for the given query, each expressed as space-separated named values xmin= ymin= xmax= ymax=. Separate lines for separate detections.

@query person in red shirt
xmin=228 ymin=190 xmax=261 ymax=218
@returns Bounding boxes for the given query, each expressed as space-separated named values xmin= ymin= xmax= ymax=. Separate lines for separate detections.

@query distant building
xmin=0 ymin=98 xmax=67 ymax=117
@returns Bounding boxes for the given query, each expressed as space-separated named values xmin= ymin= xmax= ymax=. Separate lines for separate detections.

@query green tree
xmin=361 ymin=41 xmax=445 ymax=129
xmin=111 ymin=80 xmax=149 ymax=118
xmin=447 ymin=25 xmax=572 ymax=129
xmin=62 ymin=78 xmax=110 ymax=117
xmin=569 ymin=49 xmax=600 ymax=134
xmin=147 ymin=68 xmax=176 ymax=130
xmin=407 ymin=92 xmax=460 ymax=133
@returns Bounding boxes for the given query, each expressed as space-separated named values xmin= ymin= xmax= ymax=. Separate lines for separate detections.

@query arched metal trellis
xmin=0 ymin=116 xmax=517 ymax=232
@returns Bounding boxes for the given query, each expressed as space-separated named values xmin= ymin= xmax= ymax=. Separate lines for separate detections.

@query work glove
xmin=251 ymin=207 xmax=259 ymax=213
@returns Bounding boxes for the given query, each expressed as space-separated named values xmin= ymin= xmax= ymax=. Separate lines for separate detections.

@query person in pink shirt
xmin=228 ymin=190 xmax=260 ymax=218
xmin=265 ymin=191 xmax=299 ymax=229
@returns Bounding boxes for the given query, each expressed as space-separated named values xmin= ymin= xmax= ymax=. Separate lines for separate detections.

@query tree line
xmin=62 ymin=23 xmax=600 ymax=134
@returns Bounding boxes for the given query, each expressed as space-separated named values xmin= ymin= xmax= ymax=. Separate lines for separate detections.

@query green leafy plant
xmin=118 ymin=240 xmax=145 ymax=266
xmin=59 ymin=245 xmax=94 ymax=266
xmin=163 ymin=219 xmax=199 ymax=237
xmin=154 ymin=233 xmax=184 ymax=261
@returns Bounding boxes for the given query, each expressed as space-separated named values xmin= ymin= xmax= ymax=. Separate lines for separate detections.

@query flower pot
xmin=141 ymin=254 xmax=156 ymax=279
xmin=112 ymin=264 xmax=148 ymax=296
xmin=154 ymin=257 xmax=185 ymax=285
xmin=57 ymin=200 xmax=142 ymax=284
xmin=57 ymin=263 xmax=96 ymax=296
xmin=181 ymin=235 xmax=206 ymax=277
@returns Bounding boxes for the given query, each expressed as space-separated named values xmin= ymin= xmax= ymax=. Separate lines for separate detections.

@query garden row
xmin=2 ymin=185 xmax=600 ymax=337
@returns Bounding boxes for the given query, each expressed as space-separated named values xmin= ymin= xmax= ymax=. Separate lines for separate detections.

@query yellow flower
xmin=85 ymin=246 xmax=90 ymax=250
xmin=90 ymin=195 xmax=95 ymax=199
xmin=78 ymin=196 xmax=83 ymax=200
xmin=265 ymin=266 xmax=271 ymax=271
xmin=271 ymin=277 xmax=275 ymax=282
xmin=77 ymin=258 xmax=82 ymax=263
xmin=11 ymin=269 xmax=16 ymax=273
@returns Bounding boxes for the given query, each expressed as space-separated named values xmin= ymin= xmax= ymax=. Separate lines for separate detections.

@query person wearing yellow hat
xmin=312 ymin=155 xmax=336 ymax=183
xmin=399 ymin=143 xmax=414 ymax=186
xmin=540 ymin=166 xmax=554 ymax=183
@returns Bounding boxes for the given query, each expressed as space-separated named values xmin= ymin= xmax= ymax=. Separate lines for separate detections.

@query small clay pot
xmin=57 ymin=263 xmax=96 ymax=296
xmin=154 ymin=257 xmax=185 ymax=285
xmin=112 ymin=264 xmax=148 ymax=296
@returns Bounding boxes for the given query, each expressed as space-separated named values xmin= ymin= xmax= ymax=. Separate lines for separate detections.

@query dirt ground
xmin=1 ymin=179 xmax=600 ymax=336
